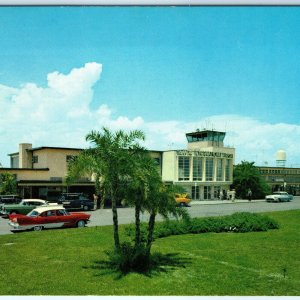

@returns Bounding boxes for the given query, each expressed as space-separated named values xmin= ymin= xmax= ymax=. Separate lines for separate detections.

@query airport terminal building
xmin=0 ymin=129 xmax=235 ymax=201
xmin=162 ymin=130 xmax=235 ymax=200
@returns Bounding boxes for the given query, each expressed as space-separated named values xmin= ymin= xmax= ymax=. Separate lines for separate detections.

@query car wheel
xmin=77 ymin=220 xmax=85 ymax=228
xmin=10 ymin=211 xmax=18 ymax=215
xmin=33 ymin=226 xmax=43 ymax=231
xmin=83 ymin=205 xmax=89 ymax=211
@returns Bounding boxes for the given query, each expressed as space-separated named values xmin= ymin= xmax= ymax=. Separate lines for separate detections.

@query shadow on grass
xmin=83 ymin=252 xmax=192 ymax=279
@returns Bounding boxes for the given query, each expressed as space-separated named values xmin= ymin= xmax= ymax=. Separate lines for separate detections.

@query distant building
xmin=257 ymin=166 xmax=300 ymax=195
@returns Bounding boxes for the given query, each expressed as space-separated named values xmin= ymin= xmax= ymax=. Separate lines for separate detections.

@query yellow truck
xmin=175 ymin=193 xmax=191 ymax=207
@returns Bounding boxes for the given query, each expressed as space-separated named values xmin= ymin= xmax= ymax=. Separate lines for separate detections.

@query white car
xmin=265 ymin=191 xmax=293 ymax=202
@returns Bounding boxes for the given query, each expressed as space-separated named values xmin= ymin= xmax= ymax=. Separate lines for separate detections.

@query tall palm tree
xmin=66 ymin=127 xmax=145 ymax=250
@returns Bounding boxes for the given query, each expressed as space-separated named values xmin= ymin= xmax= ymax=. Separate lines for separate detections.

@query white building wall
xmin=161 ymin=147 xmax=235 ymax=200
xmin=162 ymin=151 xmax=177 ymax=182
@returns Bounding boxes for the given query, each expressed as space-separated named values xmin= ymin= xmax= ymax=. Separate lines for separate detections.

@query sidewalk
xmin=190 ymin=199 xmax=264 ymax=205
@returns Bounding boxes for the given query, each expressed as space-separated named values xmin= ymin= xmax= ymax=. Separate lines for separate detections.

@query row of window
xmin=178 ymin=156 xmax=232 ymax=182
xmin=260 ymin=169 xmax=300 ymax=175
xmin=266 ymin=176 xmax=300 ymax=183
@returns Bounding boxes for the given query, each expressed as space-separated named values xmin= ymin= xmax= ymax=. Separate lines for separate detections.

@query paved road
xmin=1 ymin=196 xmax=299 ymax=235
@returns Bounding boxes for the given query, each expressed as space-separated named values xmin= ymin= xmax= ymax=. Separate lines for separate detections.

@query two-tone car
xmin=8 ymin=205 xmax=91 ymax=232
xmin=0 ymin=199 xmax=48 ymax=217
xmin=265 ymin=191 xmax=293 ymax=202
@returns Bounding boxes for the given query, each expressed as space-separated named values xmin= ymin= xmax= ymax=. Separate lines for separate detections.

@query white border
xmin=0 ymin=0 xmax=300 ymax=5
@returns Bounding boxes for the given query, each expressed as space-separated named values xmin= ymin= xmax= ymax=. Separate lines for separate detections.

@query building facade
xmin=162 ymin=130 xmax=235 ymax=200
xmin=0 ymin=143 xmax=163 ymax=200
xmin=1 ymin=143 xmax=94 ymax=200
xmin=257 ymin=166 xmax=300 ymax=195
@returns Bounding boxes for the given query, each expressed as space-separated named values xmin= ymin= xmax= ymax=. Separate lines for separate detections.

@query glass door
xmin=204 ymin=186 xmax=212 ymax=200
xmin=192 ymin=186 xmax=200 ymax=200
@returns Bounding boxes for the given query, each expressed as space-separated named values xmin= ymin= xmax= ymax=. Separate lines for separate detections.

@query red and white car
xmin=8 ymin=205 xmax=91 ymax=232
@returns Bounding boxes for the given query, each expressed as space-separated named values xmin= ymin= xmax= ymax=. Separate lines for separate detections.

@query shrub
xmin=106 ymin=242 xmax=150 ymax=274
xmin=125 ymin=212 xmax=279 ymax=240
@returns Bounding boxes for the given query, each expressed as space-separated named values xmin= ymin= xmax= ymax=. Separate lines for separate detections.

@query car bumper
xmin=8 ymin=221 xmax=31 ymax=231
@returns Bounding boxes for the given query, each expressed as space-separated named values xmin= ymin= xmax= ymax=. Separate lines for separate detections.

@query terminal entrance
xmin=191 ymin=185 xmax=225 ymax=200
xmin=191 ymin=186 xmax=200 ymax=200
xmin=204 ymin=186 xmax=212 ymax=200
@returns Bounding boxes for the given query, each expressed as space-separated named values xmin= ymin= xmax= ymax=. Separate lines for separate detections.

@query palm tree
xmin=124 ymin=151 xmax=188 ymax=256
xmin=233 ymin=161 xmax=270 ymax=199
xmin=66 ymin=127 xmax=145 ymax=250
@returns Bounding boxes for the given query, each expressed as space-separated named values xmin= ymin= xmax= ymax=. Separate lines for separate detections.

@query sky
xmin=0 ymin=6 xmax=300 ymax=167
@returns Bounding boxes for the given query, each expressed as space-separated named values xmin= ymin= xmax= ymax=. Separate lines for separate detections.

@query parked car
xmin=57 ymin=193 xmax=95 ymax=211
xmin=175 ymin=193 xmax=191 ymax=207
xmin=8 ymin=205 xmax=91 ymax=232
xmin=265 ymin=191 xmax=293 ymax=202
xmin=0 ymin=199 xmax=48 ymax=217
xmin=0 ymin=195 xmax=22 ymax=204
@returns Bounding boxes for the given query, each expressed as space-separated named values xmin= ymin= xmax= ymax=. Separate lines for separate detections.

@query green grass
xmin=0 ymin=210 xmax=300 ymax=295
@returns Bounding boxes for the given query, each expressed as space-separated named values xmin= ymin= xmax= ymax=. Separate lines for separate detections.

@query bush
xmin=106 ymin=242 xmax=150 ymax=274
xmin=125 ymin=212 xmax=279 ymax=240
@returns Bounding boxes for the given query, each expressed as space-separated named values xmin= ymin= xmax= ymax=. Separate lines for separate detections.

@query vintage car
xmin=0 ymin=195 xmax=22 ymax=205
xmin=0 ymin=199 xmax=48 ymax=217
xmin=175 ymin=193 xmax=191 ymax=207
xmin=8 ymin=205 xmax=91 ymax=232
xmin=265 ymin=191 xmax=293 ymax=202
xmin=57 ymin=193 xmax=96 ymax=211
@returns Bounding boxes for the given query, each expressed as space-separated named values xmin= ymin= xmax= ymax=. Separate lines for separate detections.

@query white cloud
xmin=0 ymin=63 xmax=300 ymax=168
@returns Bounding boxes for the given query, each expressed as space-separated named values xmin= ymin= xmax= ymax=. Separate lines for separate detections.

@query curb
xmin=190 ymin=200 xmax=264 ymax=205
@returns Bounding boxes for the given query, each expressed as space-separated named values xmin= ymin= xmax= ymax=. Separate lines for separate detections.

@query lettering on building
xmin=176 ymin=150 xmax=233 ymax=159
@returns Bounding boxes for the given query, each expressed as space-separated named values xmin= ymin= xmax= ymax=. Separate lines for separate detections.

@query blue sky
xmin=0 ymin=6 xmax=300 ymax=167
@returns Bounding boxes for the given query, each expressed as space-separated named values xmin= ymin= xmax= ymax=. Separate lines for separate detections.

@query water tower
xmin=276 ymin=150 xmax=286 ymax=167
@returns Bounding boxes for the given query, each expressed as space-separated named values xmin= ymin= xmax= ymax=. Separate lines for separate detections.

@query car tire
xmin=83 ymin=205 xmax=89 ymax=211
xmin=33 ymin=226 xmax=43 ymax=231
xmin=10 ymin=211 xmax=18 ymax=215
xmin=77 ymin=220 xmax=85 ymax=228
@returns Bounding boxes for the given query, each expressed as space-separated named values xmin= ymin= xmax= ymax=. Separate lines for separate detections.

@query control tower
xmin=186 ymin=129 xmax=226 ymax=150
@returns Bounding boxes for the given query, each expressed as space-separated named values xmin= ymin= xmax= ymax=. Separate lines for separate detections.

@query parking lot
xmin=1 ymin=196 xmax=299 ymax=235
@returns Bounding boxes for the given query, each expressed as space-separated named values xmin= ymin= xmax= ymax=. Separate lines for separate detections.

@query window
xmin=216 ymin=159 xmax=223 ymax=181
xmin=66 ymin=155 xmax=75 ymax=162
xmin=193 ymin=157 xmax=203 ymax=181
xmin=32 ymin=156 xmax=38 ymax=163
xmin=205 ymin=158 xmax=214 ymax=181
xmin=225 ymin=159 xmax=231 ymax=181
xmin=178 ymin=156 xmax=190 ymax=181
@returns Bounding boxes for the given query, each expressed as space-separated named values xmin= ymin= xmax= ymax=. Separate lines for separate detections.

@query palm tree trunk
xmin=146 ymin=212 xmax=156 ymax=256
xmin=111 ymin=187 xmax=120 ymax=250
xmin=135 ymin=198 xmax=141 ymax=247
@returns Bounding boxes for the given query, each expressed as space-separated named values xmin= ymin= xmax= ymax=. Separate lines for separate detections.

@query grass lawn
xmin=0 ymin=210 xmax=299 ymax=295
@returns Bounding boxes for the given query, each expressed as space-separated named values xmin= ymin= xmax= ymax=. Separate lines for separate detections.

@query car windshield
xmin=27 ymin=210 xmax=39 ymax=217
